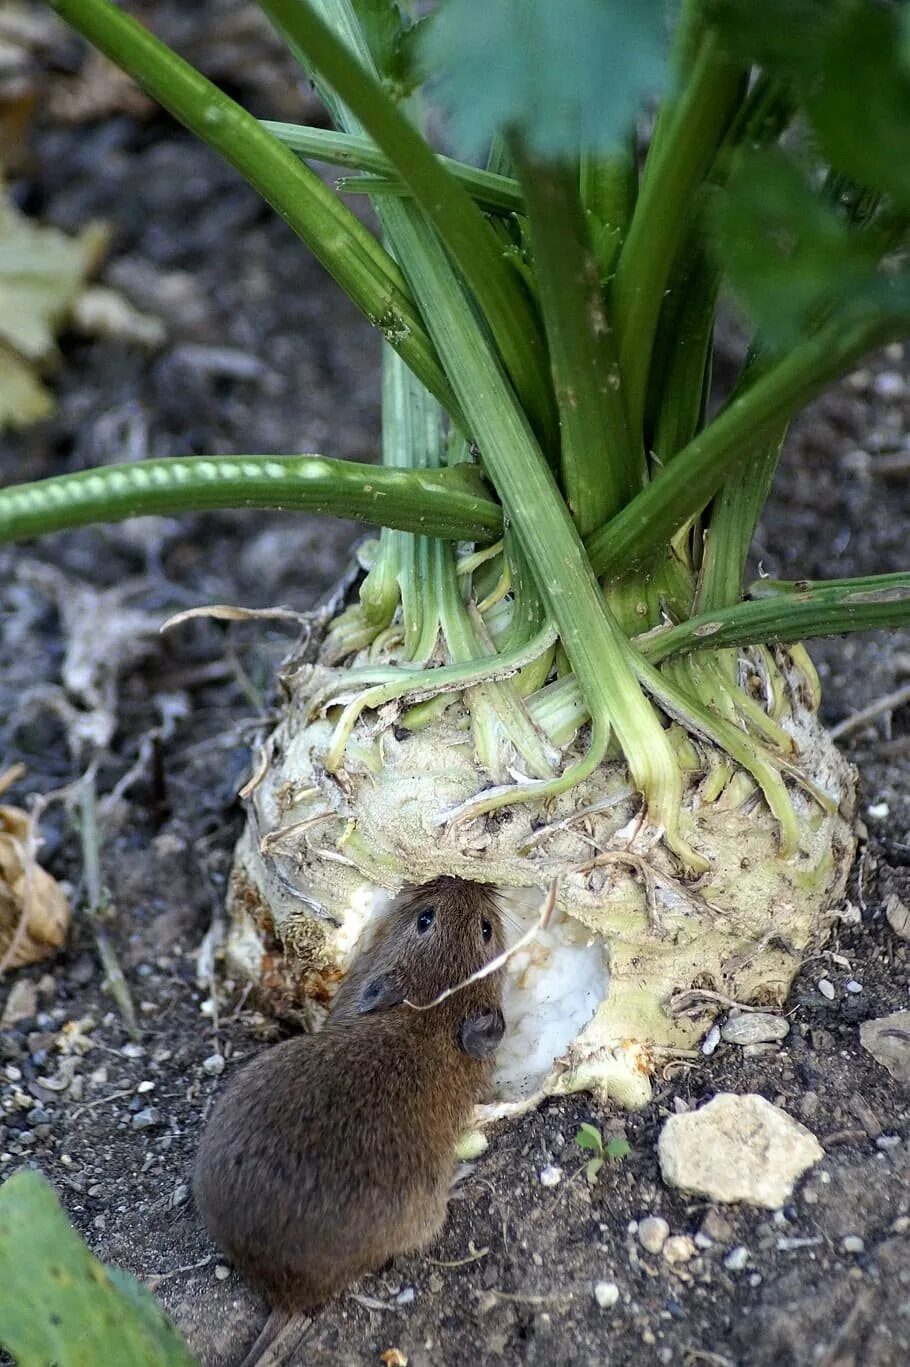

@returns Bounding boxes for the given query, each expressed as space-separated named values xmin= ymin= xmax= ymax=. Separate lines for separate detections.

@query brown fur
xmin=192 ymin=877 xmax=505 ymax=1312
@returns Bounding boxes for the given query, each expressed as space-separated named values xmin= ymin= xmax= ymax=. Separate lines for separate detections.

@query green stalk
xmin=584 ymin=314 xmax=903 ymax=579
xmin=258 ymin=0 xmax=557 ymax=449
xmin=262 ymin=122 xmax=524 ymax=213
xmin=512 ymin=145 xmax=641 ymax=530
xmin=612 ymin=29 xmax=746 ymax=444
xmin=648 ymin=232 xmax=719 ymax=465
xmin=395 ymin=211 xmax=704 ymax=869
xmin=46 ymin=0 xmax=459 ymax=422
xmin=694 ymin=430 xmax=783 ymax=611
xmin=0 ymin=457 xmax=502 ymax=545
xmin=579 ymin=139 xmax=637 ymax=245
xmin=638 ymin=574 xmax=910 ymax=661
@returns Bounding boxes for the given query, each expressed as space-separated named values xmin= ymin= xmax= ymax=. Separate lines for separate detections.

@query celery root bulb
xmin=227 ymin=648 xmax=856 ymax=1114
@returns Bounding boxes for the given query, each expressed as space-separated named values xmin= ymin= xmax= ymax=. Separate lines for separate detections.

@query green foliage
xmin=704 ymin=0 xmax=910 ymax=350
xmin=575 ymin=1122 xmax=630 ymax=1183
xmin=809 ymin=5 xmax=910 ymax=212
xmin=421 ymin=0 xmax=668 ymax=157
xmin=0 ymin=1169 xmax=195 ymax=1367
xmin=713 ymin=150 xmax=904 ymax=348
xmin=353 ymin=0 xmax=430 ymax=96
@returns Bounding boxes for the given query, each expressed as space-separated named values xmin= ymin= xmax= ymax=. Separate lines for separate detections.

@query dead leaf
xmin=71 ymin=285 xmax=166 ymax=349
xmin=0 ymin=179 xmax=108 ymax=431
xmin=0 ymin=796 xmax=70 ymax=973
xmin=48 ymin=47 xmax=153 ymax=124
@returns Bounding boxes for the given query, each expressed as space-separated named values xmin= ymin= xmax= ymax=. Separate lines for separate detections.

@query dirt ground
xmin=1 ymin=6 xmax=909 ymax=1366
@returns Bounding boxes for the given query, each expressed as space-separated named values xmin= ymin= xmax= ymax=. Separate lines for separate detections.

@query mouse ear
xmin=458 ymin=1008 xmax=506 ymax=1059
xmin=357 ymin=973 xmax=405 ymax=1015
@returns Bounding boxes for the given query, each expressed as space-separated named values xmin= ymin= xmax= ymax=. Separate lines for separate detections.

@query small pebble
xmin=701 ymin=1024 xmax=721 ymax=1056
xmin=131 ymin=1107 xmax=162 ymax=1130
xmin=638 ymin=1216 xmax=670 ymax=1255
xmin=842 ymin=1235 xmax=865 ymax=1254
xmin=845 ymin=980 xmax=862 ymax=994
xmin=136 ymin=1080 xmax=155 ymax=1094
xmin=721 ymin=1013 xmax=789 ymax=1047
xmin=539 ymin=1165 xmax=562 ymax=1188
xmin=867 ymin=802 xmax=890 ymax=820
xmin=699 ymin=1209 xmax=734 ymax=1244
xmin=214 ymin=1264 xmax=230 ymax=1281
xmin=663 ymin=1236 xmax=696 ymax=1265
xmin=202 ymin=1053 xmax=225 ymax=1077
xmin=891 ymin=1216 xmax=910 ymax=1234
xmin=395 ymin=1288 xmax=415 ymax=1306
xmin=594 ymin=1280 xmax=620 ymax=1309
xmin=26 ymin=1108 xmax=52 ymax=1127
xmin=876 ymin=1134 xmax=901 ymax=1151
xmin=724 ymin=1246 xmax=750 ymax=1272
xmin=428 ymin=1273 xmax=444 ymax=1294
xmin=817 ymin=979 xmax=835 ymax=1001
xmin=121 ymin=1043 xmax=145 ymax=1059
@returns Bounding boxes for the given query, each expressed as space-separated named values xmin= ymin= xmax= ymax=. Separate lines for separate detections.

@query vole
xmin=193 ymin=877 xmax=506 ymax=1365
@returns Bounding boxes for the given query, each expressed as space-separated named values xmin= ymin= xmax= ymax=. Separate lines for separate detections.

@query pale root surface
xmin=227 ymin=651 xmax=857 ymax=1111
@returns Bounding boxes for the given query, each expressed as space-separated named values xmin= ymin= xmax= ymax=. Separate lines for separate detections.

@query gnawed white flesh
xmin=227 ymin=653 xmax=856 ymax=1113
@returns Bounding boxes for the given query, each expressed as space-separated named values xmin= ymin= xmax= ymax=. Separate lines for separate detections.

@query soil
xmin=1 ymin=6 xmax=909 ymax=1366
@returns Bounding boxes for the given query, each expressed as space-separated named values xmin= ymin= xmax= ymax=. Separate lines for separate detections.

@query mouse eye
xmin=481 ymin=917 xmax=493 ymax=942
xmin=416 ymin=907 xmax=435 ymax=934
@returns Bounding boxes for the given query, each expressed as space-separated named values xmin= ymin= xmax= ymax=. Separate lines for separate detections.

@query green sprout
xmin=576 ymin=1122 xmax=632 ymax=1184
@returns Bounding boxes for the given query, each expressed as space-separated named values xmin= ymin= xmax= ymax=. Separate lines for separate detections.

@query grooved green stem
xmin=613 ymin=30 xmax=745 ymax=445
xmin=263 ymin=121 xmax=523 ymax=213
xmin=641 ymin=573 xmax=910 ymax=661
xmin=0 ymin=458 xmax=503 ymax=544
xmin=584 ymin=315 xmax=901 ymax=579
xmin=514 ymin=146 xmax=641 ymax=529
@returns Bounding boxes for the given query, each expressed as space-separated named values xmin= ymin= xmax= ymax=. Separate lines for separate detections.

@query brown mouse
xmin=193 ymin=877 xmax=505 ymax=1359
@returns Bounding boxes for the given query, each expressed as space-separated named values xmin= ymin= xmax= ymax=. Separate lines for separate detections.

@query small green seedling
xmin=575 ymin=1122 xmax=631 ymax=1184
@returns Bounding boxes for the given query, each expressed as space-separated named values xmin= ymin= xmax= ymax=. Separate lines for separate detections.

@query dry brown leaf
xmin=47 ymin=47 xmax=153 ymax=124
xmin=0 ymin=798 xmax=70 ymax=973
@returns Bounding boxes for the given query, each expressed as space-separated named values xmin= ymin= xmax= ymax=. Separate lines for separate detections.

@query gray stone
xmin=658 ymin=1092 xmax=823 ymax=1209
xmin=860 ymin=1010 xmax=910 ymax=1083
xmin=721 ymin=1013 xmax=789 ymax=1047
xmin=594 ymin=1281 xmax=619 ymax=1309
xmin=637 ymin=1216 xmax=669 ymax=1254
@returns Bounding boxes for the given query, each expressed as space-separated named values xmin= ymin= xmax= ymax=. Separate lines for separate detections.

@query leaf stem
xmin=513 ymin=145 xmax=641 ymax=529
xmin=0 ymin=457 xmax=503 ymax=544
xmin=612 ymin=29 xmax=745 ymax=444
xmin=263 ymin=121 xmax=523 ymax=213
xmin=585 ymin=314 xmax=903 ymax=578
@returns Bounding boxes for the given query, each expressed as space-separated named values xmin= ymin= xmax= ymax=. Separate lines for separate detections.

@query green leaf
xmin=713 ymin=149 xmax=904 ymax=348
xmin=353 ymin=0 xmax=403 ymax=75
xmin=585 ymin=1157 xmax=604 ymax=1185
xmin=706 ymin=0 xmax=827 ymax=75
xmin=575 ymin=1122 xmax=604 ymax=1154
xmin=0 ymin=1168 xmax=196 ymax=1367
xmin=422 ymin=0 xmax=669 ymax=158
xmin=809 ymin=4 xmax=910 ymax=212
xmin=604 ymin=1136 xmax=631 ymax=1162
